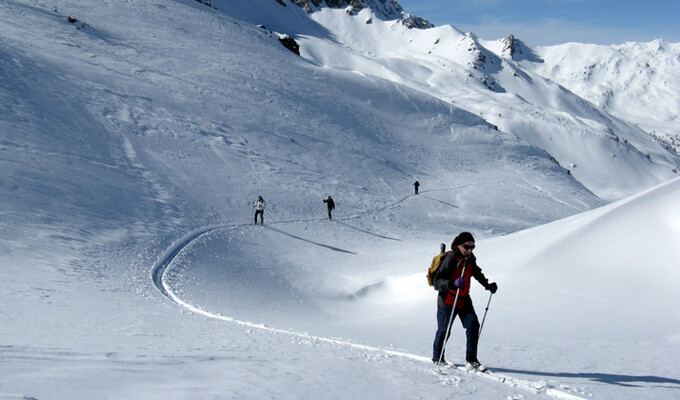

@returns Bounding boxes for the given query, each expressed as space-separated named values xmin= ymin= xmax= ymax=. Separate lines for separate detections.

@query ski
xmin=455 ymin=365 xmax=504 ymax=380
xmin=440 ymin=364 xmax=588 ymax=400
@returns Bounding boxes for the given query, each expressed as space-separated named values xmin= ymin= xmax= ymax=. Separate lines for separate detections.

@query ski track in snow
xmin=150 ymin=191 xmax=589 ymax=400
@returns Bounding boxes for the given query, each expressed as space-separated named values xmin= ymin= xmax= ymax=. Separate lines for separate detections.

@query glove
xmin=453 ymin=277 xmax=466 ymax=288
xmin=487 ymin=282 xmax=498 ymax=294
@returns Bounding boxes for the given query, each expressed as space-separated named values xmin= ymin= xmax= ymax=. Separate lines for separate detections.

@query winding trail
xmin=151 ymin=224 xmax=226 ymax=298
xmin=150 ymin=187 xmax=590 ymax=400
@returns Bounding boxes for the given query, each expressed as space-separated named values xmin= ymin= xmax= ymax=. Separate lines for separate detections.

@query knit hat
xmin=452 ymin=231 xmax=475 ymax=247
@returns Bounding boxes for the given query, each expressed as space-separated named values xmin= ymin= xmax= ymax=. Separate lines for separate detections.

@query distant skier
xmin=414 ymin=180 xmax=420 ymax=195
xmin=252 ymin=195 xmax=265 ymax=225
xmin=323 ymin=195 xmax=335 ymax=220
xmin=431 ymin=232 xmax=497 ymax=371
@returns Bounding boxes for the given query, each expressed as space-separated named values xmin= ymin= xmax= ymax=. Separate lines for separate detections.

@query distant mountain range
xmin=220 ymin=0 xmax=679 ymax=199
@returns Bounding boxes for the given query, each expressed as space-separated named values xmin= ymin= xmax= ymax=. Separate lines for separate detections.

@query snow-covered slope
xmin=220 ymin=0 xmax=680 ymax=200
xmin=1 ymin=0 xmax=679 ymax=399
xmin=529 ymin=40 xmax=680 ymax=154
xmin=283 ymin=4 xmax=679 ymax=200
xmin=155 ymin=176 xmax=680 ymax=400
xmin=1 ymin=0 xmax=604 ymax=243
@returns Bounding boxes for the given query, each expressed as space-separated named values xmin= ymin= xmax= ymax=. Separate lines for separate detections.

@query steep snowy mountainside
xmin=311 ymin=9 xmax=679 ymax=200
xmin=226 ymin=1 xmax=680 ymax=200
xmin=0 ymin=0 xmax=598 ymax=258
xmin=516 ymin=39 xmax=680 ymax=155
xmin=212 ymin=0 xmax=326 ymax=37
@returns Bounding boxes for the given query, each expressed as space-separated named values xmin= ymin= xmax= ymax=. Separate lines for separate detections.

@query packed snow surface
xmin=1 ymin=0 xmax=679 ymax=399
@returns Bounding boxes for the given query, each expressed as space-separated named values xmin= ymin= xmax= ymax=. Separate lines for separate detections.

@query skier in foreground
xmin=431 ymin=232 xmax=497 ymax=371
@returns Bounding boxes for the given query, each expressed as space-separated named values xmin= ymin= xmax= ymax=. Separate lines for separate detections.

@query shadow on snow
xmin=333 ymin=220 xmax=401 ymax=241
xmin=491 ymin=367 xmax=680 ymax=389
xmin=264 ymin=226 xmax=357 ymax=254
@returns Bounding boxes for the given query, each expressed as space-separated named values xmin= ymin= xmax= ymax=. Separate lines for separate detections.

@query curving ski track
xmin=150 ymin=191 xmax=589 ymax=400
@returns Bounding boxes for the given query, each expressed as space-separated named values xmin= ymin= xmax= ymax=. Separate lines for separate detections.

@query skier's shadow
xmin=265 ymin=226 xmax=356 ymax=254
xmin=334 ymin=221 xmax=401 ymax=241
xmin=492 ymin=367 xmax=680 ymax=388
xmin=421 ymin=195 xmax=458 ymax=208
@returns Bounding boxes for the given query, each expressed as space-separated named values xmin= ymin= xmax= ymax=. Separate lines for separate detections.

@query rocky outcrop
xmin=501 ymin=34 xmax=521 ymax=59
xmin=498 ymin=34 xmax=542 ymax=62
xmin=278 ymin=34 xmax=301 ymax=55
xmin=287 ymin=0 xmax=433 ymax=29
xmin=194 ymin=0 xmax=216 ymax=9
xmin=258 ymin=25 xmax=301 ymax=55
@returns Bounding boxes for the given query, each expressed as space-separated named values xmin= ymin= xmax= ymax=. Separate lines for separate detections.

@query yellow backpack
xmin=427 ymin=251 xmax=452 ymax=287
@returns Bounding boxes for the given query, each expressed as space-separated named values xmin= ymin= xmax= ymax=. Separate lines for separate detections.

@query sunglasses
xmin=462 ymin=243 xmax=475 ymax=250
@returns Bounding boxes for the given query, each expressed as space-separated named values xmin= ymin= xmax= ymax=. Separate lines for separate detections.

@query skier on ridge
xmin=252 ymin=195 xmax=265 ymax=225
xmin=323 ymin=195 xmax=335 ymax=220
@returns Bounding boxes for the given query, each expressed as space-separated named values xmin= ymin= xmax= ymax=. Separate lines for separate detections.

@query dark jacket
xmin=433 ymin=249 xmax=491 ymax=308
xmin=324 ymin=197 xmax=335 ymax=210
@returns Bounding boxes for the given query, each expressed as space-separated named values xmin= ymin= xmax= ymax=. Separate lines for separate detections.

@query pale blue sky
xmin=397 ymin=0 xmax=680 ymax=45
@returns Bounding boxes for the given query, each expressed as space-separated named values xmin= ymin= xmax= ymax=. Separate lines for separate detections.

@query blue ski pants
xmin=432 ymin=297 xmax=480 ymax=362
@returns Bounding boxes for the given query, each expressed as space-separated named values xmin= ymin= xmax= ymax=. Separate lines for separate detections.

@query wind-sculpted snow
xmin=151 ymin=179 xmax=680 ymax=400
xmin=151 ymin=211 xmax=593 ymax=400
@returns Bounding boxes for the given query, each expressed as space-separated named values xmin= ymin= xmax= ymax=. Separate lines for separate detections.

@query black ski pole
xmin=478 ymin=292 xmax=494 ymax=341
xmin=437 ymin=256 xmax=468 ymax=367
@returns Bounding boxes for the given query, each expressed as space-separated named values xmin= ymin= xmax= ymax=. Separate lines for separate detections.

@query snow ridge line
xmin=151 ymin=226 xmax=587 ymax=400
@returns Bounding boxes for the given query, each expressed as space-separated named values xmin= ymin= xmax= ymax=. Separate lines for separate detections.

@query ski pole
xmin=437 ymin=256 xmax=468 ymax=366
xmin=478 ymin=292 xmax=493 ymax=341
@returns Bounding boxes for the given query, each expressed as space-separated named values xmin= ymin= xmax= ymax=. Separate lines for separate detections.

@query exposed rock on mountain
xmin=498 ymin=34 xmax=542 ymax=62
xmin=288 ymin=0 xmax=433 ymax=28
xmin=501 ymin=34 xmax=520 ymax=58
xmin=278 ymin=34 xmax=301 ymax=55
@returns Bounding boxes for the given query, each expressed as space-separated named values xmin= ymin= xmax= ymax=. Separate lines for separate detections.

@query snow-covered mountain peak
xmin=496 ymin=33 xmax=541 ymax=62
xmin=289 ymin=0 xmax=433 ymax=28
xmin=293 ymin=4 xmax=679 ymax=199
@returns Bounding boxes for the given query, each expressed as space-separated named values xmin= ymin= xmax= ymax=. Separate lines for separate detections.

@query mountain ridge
xmin=287 ymin=0 xmax=433 ymax=28
xmin=290 ymin=3 xmax=679 ymax=199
